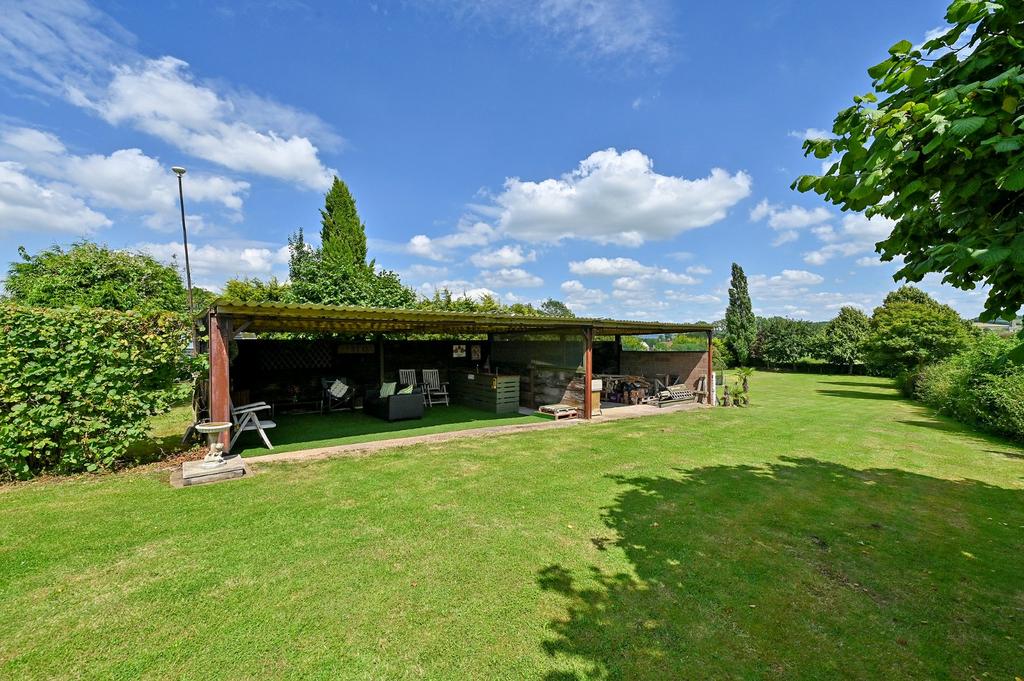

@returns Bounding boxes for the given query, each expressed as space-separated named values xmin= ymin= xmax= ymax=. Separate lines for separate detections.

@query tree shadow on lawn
xmin=537 ymin=458 xmax=1023 ymax=680
xmin=820 ymin=380 xmax=896 ymax=389
xmin=898 ymin=419 xmax=1024 ymax=460
xmin=816 ymin=389 xmax=902 ymax=401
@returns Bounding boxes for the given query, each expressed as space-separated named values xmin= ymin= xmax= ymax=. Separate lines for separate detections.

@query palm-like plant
xmin=735 ymin=367 xmax=754 ymax=404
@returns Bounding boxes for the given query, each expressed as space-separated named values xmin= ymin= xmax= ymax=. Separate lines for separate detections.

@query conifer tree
xmin=320 ymin=176 xmax=368 ymax=269
xmin=724 ymin=263 xmax=756 ymax=364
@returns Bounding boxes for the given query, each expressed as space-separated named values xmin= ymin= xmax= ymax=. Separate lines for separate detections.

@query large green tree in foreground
xmin=794 ymin=0 xmax=1024 ymax=320
xmin=4 ymin=243 xmax=188 ymax=313
xmin=724 ymin=263 xmax=756 ymax=364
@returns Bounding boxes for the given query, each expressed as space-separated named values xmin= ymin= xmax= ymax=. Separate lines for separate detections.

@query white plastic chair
xmin=229 ymin=400 xmax=276 ymax=449
xmin=422 ymin=369 xmax=449 ymax=407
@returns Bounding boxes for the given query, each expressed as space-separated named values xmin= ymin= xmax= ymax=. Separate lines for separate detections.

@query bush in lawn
xmin=915 ymin=334 xmax=1024 ymax=442
xmin=0 ymin=304 xmax=192 ymax=478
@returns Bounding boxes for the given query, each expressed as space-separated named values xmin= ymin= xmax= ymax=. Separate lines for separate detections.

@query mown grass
xmin=1 ymin=372 xmax=1022 ymax=679
xmin=234 ymin=405 xmax=548 ymax=457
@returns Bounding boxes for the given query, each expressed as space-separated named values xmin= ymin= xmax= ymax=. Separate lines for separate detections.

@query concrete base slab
xmin=173 ymin=455 xmax=250 ymax=488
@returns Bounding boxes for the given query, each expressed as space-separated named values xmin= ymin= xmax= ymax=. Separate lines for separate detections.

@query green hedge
xmin=914 ymin=334 xmax=1024 ymax=443
xmin=0 ymin=304 xmax=192 ymax=478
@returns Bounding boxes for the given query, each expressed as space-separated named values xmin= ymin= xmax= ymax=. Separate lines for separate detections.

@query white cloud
xmin=406 ymin=220 xmax=498 ymax=260
xmin=569 ymin=257 xmax=700 ymax=287
xmin=0 ymin=126 xmax=249 ymax=228
xmin=470 ymin=244 xmax=536 ymax=268
xmin=0 ymin=162 xmax=110 ymax=235
xmin=135 ymin=241 xmax=290 ymax=283
xmin=478 ymin=267 xmax=543 ymax=288
xmin=84 ymin=57 xmax=335 ymax=190
xmin=490 ymin=148 xmax=751 ymax=246
xmin=560 ymin=279 xmax=608 ymax=310
xmin=569 ymin=257 xmax=647 ymax=276
xmin=68 ymin=149 xmax=248 ymax=213
xmin=436 ymin=0 xmax=674 ymax=67
xmin=856 ymin=256 xmax=888 ymax=267
xmin=686 ymin=264 xmax=711 ymax=276
xmin=747 ymin=269 xmax=825 ymax=303
xmin=802 ymin=213 xmax=895 ymax=265
xmin=772 ymin=230 xmax=799 ymax=246
xmin=402 ymin=264 xmax=450 ymax=281
xmin=0 ymin=4 xmax=338 ymax=190
xmin=788 ymin=128 xmax=830 ymax=141
xmin=750 ymin=199 xmax=832 ymax=230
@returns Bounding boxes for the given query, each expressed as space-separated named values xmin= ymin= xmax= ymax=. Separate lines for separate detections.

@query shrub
xmin=915 ymin=334 xmax=1024 ymax=442
xmin=0 ymin=304 xmax=192 ymax=478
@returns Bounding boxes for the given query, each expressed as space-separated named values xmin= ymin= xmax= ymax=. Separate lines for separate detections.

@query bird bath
xmin=194 ymin=421 xmax=232 ymax=468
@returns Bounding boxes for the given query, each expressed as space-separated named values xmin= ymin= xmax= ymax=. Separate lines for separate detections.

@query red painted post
xmin=209 ymin=311 xmax=232 ymax=452
xmin=706 ymin=330 xmax=714 ymax=406
xmin=583 ymin=327 xmax=594 ymax=419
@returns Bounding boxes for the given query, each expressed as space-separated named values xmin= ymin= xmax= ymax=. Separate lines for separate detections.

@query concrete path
xmin=245 ymin=401 xmax=706 ymax=465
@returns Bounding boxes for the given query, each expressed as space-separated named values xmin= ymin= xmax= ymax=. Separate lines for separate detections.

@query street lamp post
xmin=172 ymin=166 xmax=198 ymax=355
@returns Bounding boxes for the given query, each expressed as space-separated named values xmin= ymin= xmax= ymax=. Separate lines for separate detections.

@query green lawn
xmin=2 ymin=372 xmax=1022 ymax=679
xmin=234 ymin=405 xmax=548 ymax=457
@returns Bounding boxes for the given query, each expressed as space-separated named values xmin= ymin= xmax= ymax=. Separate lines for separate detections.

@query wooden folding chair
xmin=422 ymin=369 xmax=450 ymax=407
xmin=229 ymin=400 xmax=276 ymax=450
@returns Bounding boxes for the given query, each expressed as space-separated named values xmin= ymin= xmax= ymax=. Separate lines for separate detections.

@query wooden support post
xmin=615 ymin=334 xmax=622 ymax=374
xmin=706 ymin=330 xmax=714 ymax=407
xmin=583 ymin=327 xmax=594 ymax=420
xmin=376 ymin=334 xmax=384 ymax=384
xmin=209 ymin=312 xmax=232 ymax=452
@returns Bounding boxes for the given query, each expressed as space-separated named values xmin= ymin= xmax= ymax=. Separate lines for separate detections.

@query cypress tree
xmin=320 ymin=176 xmax=368 ymax=269
xmin=725 ymin=262 xmax=756 ymax=365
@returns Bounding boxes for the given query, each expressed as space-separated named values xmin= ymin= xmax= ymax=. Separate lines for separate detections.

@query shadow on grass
xmin=898 ymin=420 xmax=1024 ymax=460
xmin=123 ymin=433 xmax=187 ymax=466
xmin=538 ymin=458 xmax=1023 ymax=679
xmin=815 ymin=389 xmax=901 ymax=401
xmin=820 ymin=380 xmax=895 ymax=389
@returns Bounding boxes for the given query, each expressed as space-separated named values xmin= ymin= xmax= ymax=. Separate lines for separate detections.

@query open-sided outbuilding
xmin=203 ymin=301 xmax=714 ymax=452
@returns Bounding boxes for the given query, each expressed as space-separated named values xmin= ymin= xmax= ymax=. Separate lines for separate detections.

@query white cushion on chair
xmin=329 ymin=380 xmax=349 ymax=398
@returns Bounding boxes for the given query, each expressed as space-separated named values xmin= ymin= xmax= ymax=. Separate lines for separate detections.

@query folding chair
xmin=398 ymin=369 xmax=418 ymax=386
xmin=229 ymin=400 xmax=276 ymax=450
xmin=422 ymin=369 xmax=450 ymax=407
xmin=321 ymin=377 xmax=354 ymax=412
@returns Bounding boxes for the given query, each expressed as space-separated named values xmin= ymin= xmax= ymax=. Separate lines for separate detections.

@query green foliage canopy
xmin=916 ymin=332 xmax=1024 ymax=441
xmin=0 ymin=304 xmax=192 ymax=478
xmin=4 ymin=242 xmax=188 ymax=313
xmin=794 ymin=0 xmax=1024 ymax=320
xmin=222 ymin=276 xmax=291 ymax=303
xmin=751 ymin=317 xmax=820 ymax=367
xmin=288 ymin=229 xmax=417 ymax=308
xmin=818 ymin=306 xmax=871 ymax=371
xmin=724 ymin=263 xmax=756 ymax=364
xmin=864 ymin=286 xmax=975 ymax=373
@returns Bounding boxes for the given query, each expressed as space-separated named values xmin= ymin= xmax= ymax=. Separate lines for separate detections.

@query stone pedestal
xmin=173 ymin=455 xmax=250 ymax=488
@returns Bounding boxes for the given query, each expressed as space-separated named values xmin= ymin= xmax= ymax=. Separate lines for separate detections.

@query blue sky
xmin=0 ymin=0 xmax=985 ymax=321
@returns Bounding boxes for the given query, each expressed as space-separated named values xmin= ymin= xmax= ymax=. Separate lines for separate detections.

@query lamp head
xmin=171 ymin=166 xmax=187 ymax=177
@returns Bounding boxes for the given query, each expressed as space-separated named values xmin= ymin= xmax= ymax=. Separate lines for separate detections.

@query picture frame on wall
xmin=470 ymin=344 xmax=481 ymax=361
xmin=452 ymin=344 xmax=466 ymax=358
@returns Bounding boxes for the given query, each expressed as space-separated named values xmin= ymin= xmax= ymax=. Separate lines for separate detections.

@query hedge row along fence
xmin=0 ymin=304 xmax=193 ymax=479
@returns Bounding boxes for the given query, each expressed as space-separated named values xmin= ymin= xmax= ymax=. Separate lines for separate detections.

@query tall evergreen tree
xmin=320 ymin=176 xmax=368 ymax=269
xmin=724 ymin=262 xmax=756 ymax=364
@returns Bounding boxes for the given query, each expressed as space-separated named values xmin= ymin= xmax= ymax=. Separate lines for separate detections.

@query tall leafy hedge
xmin=915 ymin=334 xmax=1024 ymax=442
xmin=0 ymin=304 xmax=191 ymax=478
